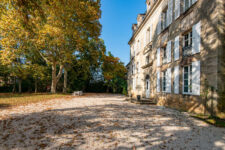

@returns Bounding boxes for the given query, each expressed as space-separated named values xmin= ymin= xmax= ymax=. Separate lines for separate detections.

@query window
xmin=162 ymin=71 xmax=166 ymax=92
xmin=132 ymin=64 xmax=136 ymax=75
xmin=138 ymin=40 xmax=141 ymax=51
xmin=183 ymin=31 xmax=192 ymax=56
xmin=183 ymin=65 xmax=192 ymax=94
xmin=132 ymin=64 xmax=134 ymax=75
xmin=184 ymin=0 xmax=197 ymax=12
xmin=132 ymin=45 xmax=135 ymax=57
xmin=146 ymin=56 xmax=150 ymax=65
xmin=184 ymin=32 xmax=192 ymax=47
xmin=137 ymin=62 xmax=139 ymax=73
xmin=161 ymin=7 xmax=168 ymax=31
xmin=162 ymin=47 xmax=167 ymax=64
xmin=147 ymin=1 xmax=151 ymax=11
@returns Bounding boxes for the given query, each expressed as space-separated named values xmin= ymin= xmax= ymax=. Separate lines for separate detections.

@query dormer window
xmin=137 ymin=14 xmax=146 ymax=27
xmin=146 ymin=0 xmax=151 ymax=12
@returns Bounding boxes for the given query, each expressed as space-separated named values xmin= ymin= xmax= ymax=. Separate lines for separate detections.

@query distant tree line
xmin=0 ymin=0 xmax=127 ymax=94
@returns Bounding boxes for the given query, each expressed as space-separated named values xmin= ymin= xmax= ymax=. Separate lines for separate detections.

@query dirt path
xmin=0 ymin=94 xmax=225 ymax=150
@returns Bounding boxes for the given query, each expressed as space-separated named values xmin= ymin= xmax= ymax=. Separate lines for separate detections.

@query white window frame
xmin=183 ymin=31 xmax=192 ymax=48
xmin=183 ymin=65 xmax=192 ymax=94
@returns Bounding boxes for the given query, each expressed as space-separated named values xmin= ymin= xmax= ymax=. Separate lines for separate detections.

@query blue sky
xmin=100 ymin=0 xmax=146 ymax=65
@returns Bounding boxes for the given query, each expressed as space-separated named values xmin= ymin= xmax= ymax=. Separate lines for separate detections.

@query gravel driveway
xmin=0 ymin=94 xmax=225 ymax=150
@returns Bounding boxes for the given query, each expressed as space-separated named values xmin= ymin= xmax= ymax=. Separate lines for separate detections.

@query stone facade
xmin=127 ymin=0 xmax=225 ymax=114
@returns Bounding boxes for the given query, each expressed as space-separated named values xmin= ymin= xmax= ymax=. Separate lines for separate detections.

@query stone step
xmin=130 ymin=99 xmax=156 ymax=105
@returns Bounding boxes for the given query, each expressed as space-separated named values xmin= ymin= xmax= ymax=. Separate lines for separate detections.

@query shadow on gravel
xmin=0 ymin=104 xmax=11 ymax=109
xmin=0 ymin=102 xmax=224 ymax=149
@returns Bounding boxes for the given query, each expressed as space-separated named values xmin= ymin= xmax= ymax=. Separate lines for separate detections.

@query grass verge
xmin=0 ymin=93 xmax=72 ymax=109
xmin=191 ymin=114 xmax=225 ymax=128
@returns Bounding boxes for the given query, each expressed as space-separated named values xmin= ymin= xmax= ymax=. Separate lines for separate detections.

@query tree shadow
xmin=0 ymin=104 xmax=11 ymax=109
xmin=0 ymin=101 xmax=224 ymax=149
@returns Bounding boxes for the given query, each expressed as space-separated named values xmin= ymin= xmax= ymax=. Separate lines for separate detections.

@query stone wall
xmin=128 ymin=0 xmax=224 ymax=114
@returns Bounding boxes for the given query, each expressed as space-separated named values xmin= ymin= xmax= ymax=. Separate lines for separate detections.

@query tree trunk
xmin=18 ymin=78 xmax=22 ymax=93
xmin=51 ymin=63 xmax=57 ymax=94
xmin=35 ymin=79 xmax=38 ymax=93
xmin=63 ymin=69 xmax=68 ymax=93
xmin=12 ymin=76 xmax=16 ymax=93
xmin=106 ymin=86 xmax=109 ymax=93
xmin=51 ymin=63 xmax=64 ymax=94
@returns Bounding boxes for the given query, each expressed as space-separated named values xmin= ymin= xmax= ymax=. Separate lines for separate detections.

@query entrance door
xmin=146 ymin=79 xmax=150 ymax=98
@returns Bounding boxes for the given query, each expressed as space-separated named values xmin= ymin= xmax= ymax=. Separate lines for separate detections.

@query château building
xmin=127 ymin=0 xmax=225 ymax=113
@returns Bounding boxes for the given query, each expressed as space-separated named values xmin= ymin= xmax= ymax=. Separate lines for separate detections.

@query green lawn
xmin=0 ymin=93 xmax=72 ymax=109
xmin=191 ymin=114 xmax=225 ymax=128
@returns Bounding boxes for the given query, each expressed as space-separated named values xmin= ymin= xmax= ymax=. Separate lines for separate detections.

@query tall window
xmin=146 ymin=56 xmax=150 ymax=65
xmin=162 ymin=71 xmax=166 ymax=92
xmin=146 ymin=28 xmax=150 ymax=44
xmin=183 ymin=65 xmax=192 ymax=94
xmin=184 ymin=0 xmax=197 ymax=11
xmin=137 ymin=62 xmax=139 ymax=73
xmin=147 ymin=1 xmax=151 ymax=11
xmin=161 ymin=7 xmax=168 ymax=31
xmin=183 ymin=31 xmax=192 ymax=56
xmin=138 ymin=40 xmax=141 ymax=51
xmin=162 ymin=47 xmax=167 ymax=64
xmin=132 ymin=64 xmax=134 ymax=75
xmin=132 ymin=45 xmax=135 ymax=57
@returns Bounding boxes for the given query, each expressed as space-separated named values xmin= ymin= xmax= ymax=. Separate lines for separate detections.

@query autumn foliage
xmin=0 ymin=0 xmax=127 ymax=94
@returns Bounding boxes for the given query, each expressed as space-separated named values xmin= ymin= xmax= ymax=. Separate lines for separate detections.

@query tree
xmin=0 ymin=0 xmax=102 ymax=93
xmin=66 ymin=39 xmax=106 ymax=92
xmin=102 ymin=52 xmax=127 ymax=93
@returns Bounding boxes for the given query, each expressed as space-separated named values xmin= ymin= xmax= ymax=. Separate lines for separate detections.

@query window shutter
xmin=175 ymin=0 xmax=180 ymax=19
xmin=167 ymin=41 xmax=171 ymax=63
xmin=157 ymin=48 xmax=161 ymax=66
xmin=166 ymin=7 xmax=170 ymax=27
xmin=166 ymin=68 xmax=172 ymax=93
xmin=157 ymin=14 xmax=161 ymax=35
xmin=167 ymin=0 xmax=173 ymax=26
xmin=174 ymin=66 xmax=179 ymax=94
xmin=157 ymin=71 xmax=160 ymax=92
xmin=192 ymin=61 xmax=200 ymax=95
xmin=192 ymin=21 xmax=201 ymax=54
xmin=174 ymin=36 xmax=180 ymax=61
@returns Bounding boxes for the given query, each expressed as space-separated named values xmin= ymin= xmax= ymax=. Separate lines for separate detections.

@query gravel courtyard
xmin=0 ymin=94 xmax=225 ymax=150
